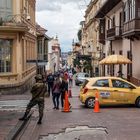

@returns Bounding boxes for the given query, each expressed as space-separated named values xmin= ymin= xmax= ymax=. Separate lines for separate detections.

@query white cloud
xmin=36 ymin=0 xmax=89 ymax=12
xmin=36 ymin=0 xmax=90 ymax=52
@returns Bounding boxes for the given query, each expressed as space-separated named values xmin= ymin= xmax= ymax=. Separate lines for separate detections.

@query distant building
xmin=48 ymin=36 xmax=61 ymax=73
xmin=81 ymin=0 xmax=107 ymax=76
xmin=61 ymin=52 xmax=70 ymax=69
xmin=67 ymin=51 xmax=73 ymax=68
xmin=61 ymin=52 xmax=68 ymax=61
xmin=36 ymin=24 xmax=51 ymax=75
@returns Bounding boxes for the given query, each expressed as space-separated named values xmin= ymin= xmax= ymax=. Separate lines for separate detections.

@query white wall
xmin=133 ymin=40 xmax=140 ymax=79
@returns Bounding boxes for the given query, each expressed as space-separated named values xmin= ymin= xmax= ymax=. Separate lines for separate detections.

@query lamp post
xmin=54 ymin=63 xmax=56 ymax=73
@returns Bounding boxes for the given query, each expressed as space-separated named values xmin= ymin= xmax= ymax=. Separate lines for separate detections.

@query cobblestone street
xmin=0 ymin=86 xmax=140 ymax=140
xmin=1 ymin=0 xmax=140 ymax=139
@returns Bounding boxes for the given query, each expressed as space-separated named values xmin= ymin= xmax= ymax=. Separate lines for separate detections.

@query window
xmin=124 ymin=0 xmax=136 ymax=22
xmin=138 ymin=8 xmax=140 ymax=18
xmin=37 ymin=40 xmax=42 ymax=54
xmin=85 ymin=74 xmax=89 ymax=77
xmin=124 ymin=1 xmax=129 ymax=22
xmin=112 ymin=16 xmax=115 ymax=27
xmin=0 ymin=0 xmax=12 ymax=21
xmin=132 ymin=0 xmax=135 ymax=18
xmin=112 ymin=79 xmax=133 ymax=88
xmin=108 ymin=20 xmax=110 ymax=29
xmin=129 ymin=0 xmax=135 ymax=19
xmin=0 ymin=39 xmax=12 ymax=73
xmin=93 ymin=79 xmax=109 ymax=87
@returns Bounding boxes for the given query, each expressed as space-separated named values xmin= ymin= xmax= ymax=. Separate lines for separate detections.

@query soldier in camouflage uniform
xmin=19 ymin=74 xmax=47 ymax=124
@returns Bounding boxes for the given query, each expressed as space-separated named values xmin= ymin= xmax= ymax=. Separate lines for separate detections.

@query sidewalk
xmin=0 ymin=91 xmax=31 ymax=140
xmin=0 ymin=86 xmax=80 ymax=140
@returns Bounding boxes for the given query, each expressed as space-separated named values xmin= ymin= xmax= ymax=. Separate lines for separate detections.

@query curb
xmin=5 ymin=111 xmax=33 ymax=140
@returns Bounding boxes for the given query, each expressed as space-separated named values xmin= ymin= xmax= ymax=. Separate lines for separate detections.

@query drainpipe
xmin=130 ymin=39 xmax=132 ymax=77
xmin=110 ymin=41 xmax=113 ymax=76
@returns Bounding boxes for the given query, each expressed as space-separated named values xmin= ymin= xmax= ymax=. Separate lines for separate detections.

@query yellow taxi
xmin=79 ymin=77 xmax=140 ymax=108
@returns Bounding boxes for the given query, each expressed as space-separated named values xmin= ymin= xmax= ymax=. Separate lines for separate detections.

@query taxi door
xmin=92 ymin=79 xmax=114 ymax=105
xmin=98 ymin=87 xmax=115 ymax=105
xmin=111 ymin=79 xmax=135 ymax=104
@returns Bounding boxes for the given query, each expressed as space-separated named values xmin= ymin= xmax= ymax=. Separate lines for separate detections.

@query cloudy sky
xmin=36 ymin=0 xmax=90 ymax=52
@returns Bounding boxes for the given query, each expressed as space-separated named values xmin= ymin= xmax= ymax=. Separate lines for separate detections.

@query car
xmin=75 ymin=72 xmax=89 ymax=86
xmin=79 ymin=76 xmax=140 ymax=108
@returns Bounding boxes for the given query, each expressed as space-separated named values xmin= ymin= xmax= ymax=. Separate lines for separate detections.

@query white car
xmin=75 ymin=72 xmax=89 ymax=86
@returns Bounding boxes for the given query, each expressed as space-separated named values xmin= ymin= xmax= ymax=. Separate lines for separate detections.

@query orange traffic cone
xmin=62 ymin=91 xmax=71 ymax=112
xmin=94 ymin=91 xmax=100 ymax=113
xmin=68 ymin=86 xmax=72 ymax=98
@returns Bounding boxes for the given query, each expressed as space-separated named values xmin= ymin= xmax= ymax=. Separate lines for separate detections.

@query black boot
xmin=37 ymin=117 xmax=42 ymax=124
xmin=19 ymin=112 xmax=28 ymax=121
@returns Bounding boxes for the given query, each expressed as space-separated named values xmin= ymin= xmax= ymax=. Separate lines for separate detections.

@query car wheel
xmin=135 ymin=97 xmax=140 ymax=108
xmin=85 ymin=97 xmax=95 ymax=108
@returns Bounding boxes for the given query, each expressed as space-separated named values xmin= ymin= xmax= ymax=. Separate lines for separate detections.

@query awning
xmin=99 ymin=54 xmax=132 ymax=65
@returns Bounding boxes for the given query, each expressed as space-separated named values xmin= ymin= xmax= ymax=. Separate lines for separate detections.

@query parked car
xmin=75 ymin=72 xmax=89 ymax=86
xmin=79 ymin=76 xmax=140 ymax=108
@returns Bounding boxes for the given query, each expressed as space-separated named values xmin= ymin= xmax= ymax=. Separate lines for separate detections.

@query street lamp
xmin=54 ymin=63 xmax=56 ymax=73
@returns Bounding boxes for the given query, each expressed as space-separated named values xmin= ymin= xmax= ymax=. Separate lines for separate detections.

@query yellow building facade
xmin=82 ymin=0 xmax=101 ymax=76
xmin=81 ymin=0 xmax=107 ymax=76
xmin=0 ymin=0 xmax=36 ymax=94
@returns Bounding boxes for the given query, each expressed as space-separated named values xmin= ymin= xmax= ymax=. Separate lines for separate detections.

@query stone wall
xmin=0 ymin=76 xmax=35 ymax=95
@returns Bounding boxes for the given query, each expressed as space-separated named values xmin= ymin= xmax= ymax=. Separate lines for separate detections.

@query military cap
xmin=35 ymin=74 xmax=42 ymax=80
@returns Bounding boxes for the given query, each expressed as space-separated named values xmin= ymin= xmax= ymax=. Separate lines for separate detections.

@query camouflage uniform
xmin=19 ymin=75 xmax=47 ymax=124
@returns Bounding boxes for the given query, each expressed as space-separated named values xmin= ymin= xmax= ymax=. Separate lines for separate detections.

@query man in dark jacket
xmin=19 ymin=74 xmax=47 ymax=124
xmin=46 ymin=72 xmax=54 ymax=96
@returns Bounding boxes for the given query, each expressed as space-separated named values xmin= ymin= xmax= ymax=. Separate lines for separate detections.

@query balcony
xmin=107 ymin=26 xmax=122 ymax=40
xmin=0 ymin=15 xmax=28 ymax=33
xmin=122 ymin=19 xmax=140 ymax=38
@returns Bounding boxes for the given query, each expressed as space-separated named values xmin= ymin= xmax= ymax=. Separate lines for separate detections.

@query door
xmin=92 ymin=79 xmax=114 ymax=105
xmin=111 ymin=79 xmax=135 ymax=104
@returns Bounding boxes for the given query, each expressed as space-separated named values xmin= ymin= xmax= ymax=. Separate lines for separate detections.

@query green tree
xmin=73 ymin=58 xmax=81 ymax=68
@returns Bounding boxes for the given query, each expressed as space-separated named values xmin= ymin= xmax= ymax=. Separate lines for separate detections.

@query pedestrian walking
xmin=64 ymin=70 xmax=69 ymax=81
xmin=68 ymin=72 xmax=73 ymax=87
xmin=117 ymin=70 xmax=123 ymax=78
xmin=19 ymin=74 xmax=47 ymax=124
xmin=46 ymin=71 xmax=54 ymax=96
xmin=52 ymin=76 xmax=61 ymax=110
